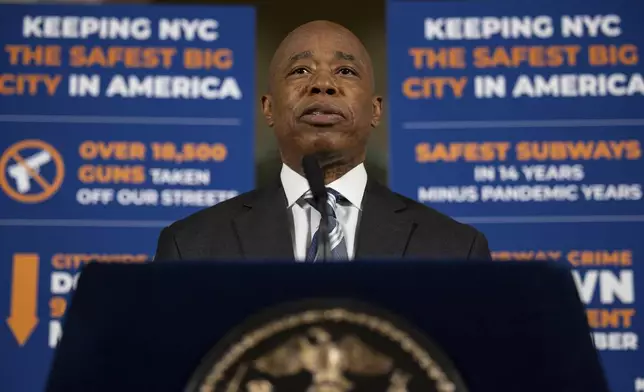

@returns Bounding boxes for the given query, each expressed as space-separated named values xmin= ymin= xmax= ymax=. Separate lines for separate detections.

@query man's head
xmin=261 ymin=20 xmax=382 ymax=173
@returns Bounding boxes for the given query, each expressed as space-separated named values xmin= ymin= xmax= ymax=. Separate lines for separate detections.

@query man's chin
xmin=298 ymin=124 xmax=343 ymax=134
xmin=298 ymin=138 xmax=346 ymax=156
xmin=289 ymin=125 xmax=356 ymax=156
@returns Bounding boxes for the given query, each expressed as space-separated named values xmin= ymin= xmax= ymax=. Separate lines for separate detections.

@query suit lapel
xmin=232 ymin=183 xmax=295 ymax=260
xmin=355 ymin=179 xmax=416 ymax=259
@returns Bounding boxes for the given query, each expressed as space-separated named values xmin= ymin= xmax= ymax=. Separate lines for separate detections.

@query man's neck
xmin=284 ymin=154 xmax=363 ymax=185
xmin=320 ymin=161 xmax=358 ymax=184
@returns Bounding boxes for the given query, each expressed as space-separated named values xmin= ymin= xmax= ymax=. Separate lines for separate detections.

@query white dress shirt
xmin=280 ymin=162 xmax=367 ymax=261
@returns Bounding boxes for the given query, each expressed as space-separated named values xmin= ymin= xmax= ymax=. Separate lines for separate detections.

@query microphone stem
xmin=317 ymin=197 xmax=331 ymax=261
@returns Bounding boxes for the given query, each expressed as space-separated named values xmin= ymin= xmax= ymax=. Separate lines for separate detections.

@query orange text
xmin=78 ymin=165 xmax=146 ymax=184
xmin=5 ymin=44 xmax=61 ymax=66
xmin=183 ymin=48 xmax=233 ymax=70
xmin=515 ymin=140 xmax=641 ymax=161
xmin=51 ymin=253 xmax=148 ymax=270
xmin=79 ymin=141 xmax=146 ymax=161
xmin=49 ymin=297 xmax=67 ymax=318
xmin=403 ymin=77 xmax=467 ymax=99
xmin=0 ymin=74 xmax=61 ymax=96
xmin=473 ymin=45 xmax=582 ymax=68
xmin=588 ymin=44 xmax=638 ymax=67
xmin=568 ymin=250 xmax=633 ymax=267
xmin=69 ymin=46 xmax=177 ymax=68
xmin=408 ymin=47 xmax=466 ymax=69
xmin=416 ymin=142 xmax=511 ymax=162
xmin=587 ymin=308 xmax=635 ymax=329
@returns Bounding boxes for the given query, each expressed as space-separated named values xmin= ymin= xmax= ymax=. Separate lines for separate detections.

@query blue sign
xmin=0 ymin=3 xmax=255 ymax=391
xmin=387 ymin=0 xmax=643 ymax=391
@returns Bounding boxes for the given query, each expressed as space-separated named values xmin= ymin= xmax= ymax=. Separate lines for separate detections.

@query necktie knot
xmin=302 ymin=187 xmax=349 ymax=262
xmin=303 ymin=188 xmax=343 ymax=211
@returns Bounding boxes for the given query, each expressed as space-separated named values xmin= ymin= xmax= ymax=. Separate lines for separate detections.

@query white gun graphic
xmin=7 ymin=150 xmax=52 ymax=193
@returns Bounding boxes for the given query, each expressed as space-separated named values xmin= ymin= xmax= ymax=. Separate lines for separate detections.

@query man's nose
xmin=308 ymin=73 xmax=337 ymax=95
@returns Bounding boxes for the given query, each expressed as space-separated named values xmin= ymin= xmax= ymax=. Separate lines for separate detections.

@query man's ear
xmin=261 ymin=95 xmax=274 ymax=127
xmin=371 ymin=96 xmax=383 ymax=127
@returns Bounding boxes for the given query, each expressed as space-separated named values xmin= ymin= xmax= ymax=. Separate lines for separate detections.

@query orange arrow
xmin=6 ymin=253 xmax=39 ymax=346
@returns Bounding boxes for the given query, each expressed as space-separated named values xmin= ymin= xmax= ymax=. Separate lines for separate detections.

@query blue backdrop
xmin=0 ymin=3 xmax=255 ymax=391
xmin=2 ymin=0 xmax=643 ymax=391
xmin=387 ymin=0 xmax=643 ymax=391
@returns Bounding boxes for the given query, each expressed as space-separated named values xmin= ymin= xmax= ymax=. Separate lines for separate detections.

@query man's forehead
xmin=278 ymin=30 xmax=365 ymax=64
xmin=286 ymin=49 xmax=358 ymax=63
xmin=267 ymin=21 xmax=375 ymax=89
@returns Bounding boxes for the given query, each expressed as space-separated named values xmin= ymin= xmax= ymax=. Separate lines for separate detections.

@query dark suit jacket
xmin=153 ymin=178 xmax=491 ymax=261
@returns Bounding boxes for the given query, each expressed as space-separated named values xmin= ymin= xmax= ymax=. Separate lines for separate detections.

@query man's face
xmin=262 ymin=24 xmax=382 ymax=165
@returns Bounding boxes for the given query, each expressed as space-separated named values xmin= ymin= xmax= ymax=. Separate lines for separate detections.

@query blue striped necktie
xmin=303 ymin=188 xmax=349 ymax=262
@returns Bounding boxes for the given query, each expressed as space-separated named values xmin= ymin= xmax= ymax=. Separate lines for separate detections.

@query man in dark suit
xmin=154 ymin=20 xmax=491 ymax=262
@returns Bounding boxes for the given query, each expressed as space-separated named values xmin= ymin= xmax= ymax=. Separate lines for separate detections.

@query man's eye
xmin=290 ymin=67 xmax=309 ymax=75
xmin=338 ymin=67 xmax=357 ymax=76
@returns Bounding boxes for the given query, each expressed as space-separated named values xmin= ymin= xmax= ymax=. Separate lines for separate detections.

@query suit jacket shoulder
xmin=153 ymin=187 xmax=269 ymax=261
xmin=361 ymin=181 xmax=491 ymax=261
xmin=395 ymin=190 xmax=481 ymax=240
xmin=167 ymin=188 xmax=260 ymax=232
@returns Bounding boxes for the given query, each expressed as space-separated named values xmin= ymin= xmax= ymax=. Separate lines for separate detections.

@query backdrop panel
xmin=0 ymin=3 xmax=255 ymax=391
xmin=482 ymin=222 xmax=642 ymax=392
xmin=387 ymin=0 xmax=643 ymax=391
xmin=0 ymin=226 xmax=159 ymax=392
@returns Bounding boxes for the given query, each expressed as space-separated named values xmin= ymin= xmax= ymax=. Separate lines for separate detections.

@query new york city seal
xmin=185 ymin=299 xmax=468 ymax=392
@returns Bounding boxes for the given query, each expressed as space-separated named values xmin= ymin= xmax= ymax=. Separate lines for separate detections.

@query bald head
xmin=268 ymin=20 xmax=374 ymax=92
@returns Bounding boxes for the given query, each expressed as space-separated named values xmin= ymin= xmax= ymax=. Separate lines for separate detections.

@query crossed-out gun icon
xmin=7 ymin=150 xmax=52 ymax=193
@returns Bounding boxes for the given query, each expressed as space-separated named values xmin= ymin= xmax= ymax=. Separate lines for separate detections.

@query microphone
xmin=301 ymin=155 xmax=331 ymax=261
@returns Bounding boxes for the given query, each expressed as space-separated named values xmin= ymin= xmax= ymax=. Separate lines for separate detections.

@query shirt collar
xmin=280 ymin=162 xmax=367 ymax=210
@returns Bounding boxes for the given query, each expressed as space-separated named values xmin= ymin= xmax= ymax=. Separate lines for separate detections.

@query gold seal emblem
xmin=185 ymin=299 xmax=468 ymax=392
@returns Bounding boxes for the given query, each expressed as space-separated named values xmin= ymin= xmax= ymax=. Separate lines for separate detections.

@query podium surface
xmin=45 ymin=260 xmax=609 ymax=392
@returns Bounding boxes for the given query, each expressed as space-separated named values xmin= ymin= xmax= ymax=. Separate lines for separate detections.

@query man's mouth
xmin=300 ymin=104 xmax=345 ymax=126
